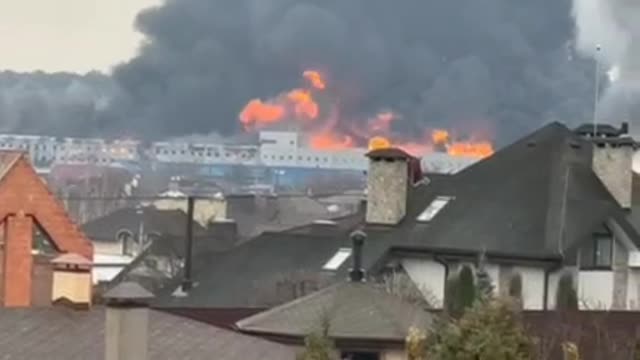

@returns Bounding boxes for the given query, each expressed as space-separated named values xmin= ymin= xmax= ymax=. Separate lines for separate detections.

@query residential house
xmin=121 ymin=122 xmax=640 ymax=319
xmin=236 ymin=232 xmax=432 ymax=360
xmin=0 ymin=151 xmax=93 ymax=307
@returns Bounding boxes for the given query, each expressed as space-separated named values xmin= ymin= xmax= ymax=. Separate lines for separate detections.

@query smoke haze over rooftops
xmin=1 ymin=0 xmax=637 ymax=144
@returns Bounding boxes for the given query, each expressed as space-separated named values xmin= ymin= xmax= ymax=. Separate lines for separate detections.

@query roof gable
xmin=0 ymin=154 xmax=92 ymax=259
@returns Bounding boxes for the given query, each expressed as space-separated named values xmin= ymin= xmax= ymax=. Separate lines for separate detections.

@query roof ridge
xmin=235 ymin=283 xmax=342 ymax=329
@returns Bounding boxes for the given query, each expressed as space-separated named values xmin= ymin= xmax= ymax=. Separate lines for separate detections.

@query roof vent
xmin=526 ymin=141 xmax=536 ymax=147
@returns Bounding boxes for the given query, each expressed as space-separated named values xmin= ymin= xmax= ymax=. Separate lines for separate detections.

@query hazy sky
xmin=0 ymin=0 xmax=160 ymax=73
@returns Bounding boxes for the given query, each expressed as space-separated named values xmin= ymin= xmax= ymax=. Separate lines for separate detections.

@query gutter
xmin=391 ymin=245 xmax=562 ymax=264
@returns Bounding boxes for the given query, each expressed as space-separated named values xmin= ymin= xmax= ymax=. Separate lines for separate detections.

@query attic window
xmin=322 ymin=248 xmax=352 ymax=271
xmin=417 ymin=196 xmax=452 ymax=222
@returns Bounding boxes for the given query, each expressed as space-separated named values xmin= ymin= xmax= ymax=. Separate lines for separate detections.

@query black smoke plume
xmin=1 ymin=0 xmax=601 ymax=144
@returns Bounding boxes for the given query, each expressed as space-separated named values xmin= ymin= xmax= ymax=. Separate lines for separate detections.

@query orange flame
xmin=239 ymin=100 xmax=285 ymax=130
xmin=238 ymin=69 xmax=494 ymax=159
xmin=286 ymin=89 xmax=319 ymax=119
xmin=431 ymin=130 xmax=450 ymax=145
xmin=303 ymin=70 xmax=326 ymax=90
xmin=310 ymin=132 xmax=354 ymax=150
xmin=368 ymin=136 xmax=392 ymax=150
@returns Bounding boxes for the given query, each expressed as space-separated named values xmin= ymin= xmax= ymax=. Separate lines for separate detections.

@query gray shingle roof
xmin=81 ymin=206 xmax=206 ymax=243
xmin=380 ymin=122 xmax=639 ymax=257
xmin=153 ymin=216 xmax=392 ymax=309
xmin=0 ymin=307 xmax=296 ymax=360
xmin=236 ymin=281 xmax=432 ymax=341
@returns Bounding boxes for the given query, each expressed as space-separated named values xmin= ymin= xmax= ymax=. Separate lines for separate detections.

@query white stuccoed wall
xmin=578 ymin=271 xmax=614 ymax=309
xmin=402 ymin=259 xmax=446 ymax=307
xmin=513 ymin=266 xmax=546 ymax=310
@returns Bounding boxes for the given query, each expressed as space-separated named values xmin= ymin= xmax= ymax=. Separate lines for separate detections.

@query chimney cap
xmin=366 ymin=147 xmax=413 ymax=160
xmin=51 ymin=253 xmax=92 ymax=266
xmin=104 ymin=282 xmax=154 ymax=306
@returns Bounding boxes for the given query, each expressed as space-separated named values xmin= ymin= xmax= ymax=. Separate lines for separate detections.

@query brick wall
xmin=0 ymin=155 xmax=93 ymax=307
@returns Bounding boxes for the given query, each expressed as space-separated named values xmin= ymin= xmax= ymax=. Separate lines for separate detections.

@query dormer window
xmin=417 ymin=196 xmax=452 ymax=222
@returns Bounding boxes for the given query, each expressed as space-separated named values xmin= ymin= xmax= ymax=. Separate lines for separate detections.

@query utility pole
xmin=593 ymin=44 xmax=602 ymax=136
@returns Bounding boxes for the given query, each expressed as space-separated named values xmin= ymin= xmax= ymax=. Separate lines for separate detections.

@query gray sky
xmin=0 ymin=0 xmax=160 ymax=73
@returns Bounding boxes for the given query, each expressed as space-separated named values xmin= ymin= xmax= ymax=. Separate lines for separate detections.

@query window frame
xmin=579 ymin=231 xmax=614 ymax=271
xmin=594 ymin=234 xmax=613 ymax=269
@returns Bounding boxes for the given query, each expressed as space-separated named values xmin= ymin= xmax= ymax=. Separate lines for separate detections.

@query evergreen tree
xmin=428 ymin=297 xmax=534 ymax=360
xmin=475 ymin=252 xmax=494 ymax=301
xmin=445 ymin=265 xmax=476 ymax=318
xmin=555 ymin=272 xmax=579 ymax=311
xmin=508 ymin=272 xmax=523 ymax=305
xmin=406 ymin=326 xmax=428 ymax=360
xmin=297 ymin=316 xmax=337 ymax=360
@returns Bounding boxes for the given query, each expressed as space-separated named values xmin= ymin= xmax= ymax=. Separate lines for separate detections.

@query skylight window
xmin=417 ymin=196 xmax=452 ymax=222
xmin=322 ymin=248 xmax=352 ymax=270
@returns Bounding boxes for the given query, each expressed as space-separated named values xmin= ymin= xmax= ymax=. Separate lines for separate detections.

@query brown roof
xmin=0 ymin=151 xmax=22 ymax=180
xmin=0 ymin=307 xmax=296 ymax=360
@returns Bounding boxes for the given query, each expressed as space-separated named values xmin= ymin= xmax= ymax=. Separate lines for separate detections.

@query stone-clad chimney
xmin=103 ymin=282 xmax=154 ymax=360
xmin=365 ymin=148 xmax=419 ymax=225
xmin=575 ymin=122 xmax=636 ymax=208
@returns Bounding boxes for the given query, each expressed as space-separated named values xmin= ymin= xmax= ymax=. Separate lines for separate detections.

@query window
xmin=595 ymin=234 xmax=613 ymax=267
xmin=322 ymin=248 xmax=352 ymax=270
xmin=580 ymin=232 xmax=613 ymax=269
xmin=417 ymin=196 xmax=452 ymax=222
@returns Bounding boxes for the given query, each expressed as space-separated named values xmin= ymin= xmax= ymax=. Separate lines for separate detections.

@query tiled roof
xmin=0 ymin=307 xmax=296 ymax=360
xmin=0 ymin=151 xmax=22 ymax=181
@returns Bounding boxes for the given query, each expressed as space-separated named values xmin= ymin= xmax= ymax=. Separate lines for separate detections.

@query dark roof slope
xmin=380 ymin=122 xmax=638 ymax=257
xmin=153 ymin=215 xmax=392 ymax=309
xmin=226 ymin=194 xmax=351 ymax=240
xmin=82 ymin=206 xmax=206 ymax=242
xmin=236 ymin=281 xmax=432 ymax=342
xmin=0 ymin=307 xmax=295 ymax=360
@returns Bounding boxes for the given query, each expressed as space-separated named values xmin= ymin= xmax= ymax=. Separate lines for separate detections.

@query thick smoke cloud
xmin=572 ymin=0 xmax=640 ymax=126
xmin=0 ymin=71 xmax=115 ymax=136
xmin=0 ymin=0 xmax=602 ymax=144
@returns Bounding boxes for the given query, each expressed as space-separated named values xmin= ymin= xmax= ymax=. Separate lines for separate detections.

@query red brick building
xmin=0 ymin=151 xmax=93 ymax=307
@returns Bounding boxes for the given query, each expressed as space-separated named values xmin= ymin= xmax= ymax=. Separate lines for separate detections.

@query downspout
xmin=543 ymin=262 xmax=563 ymax=310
